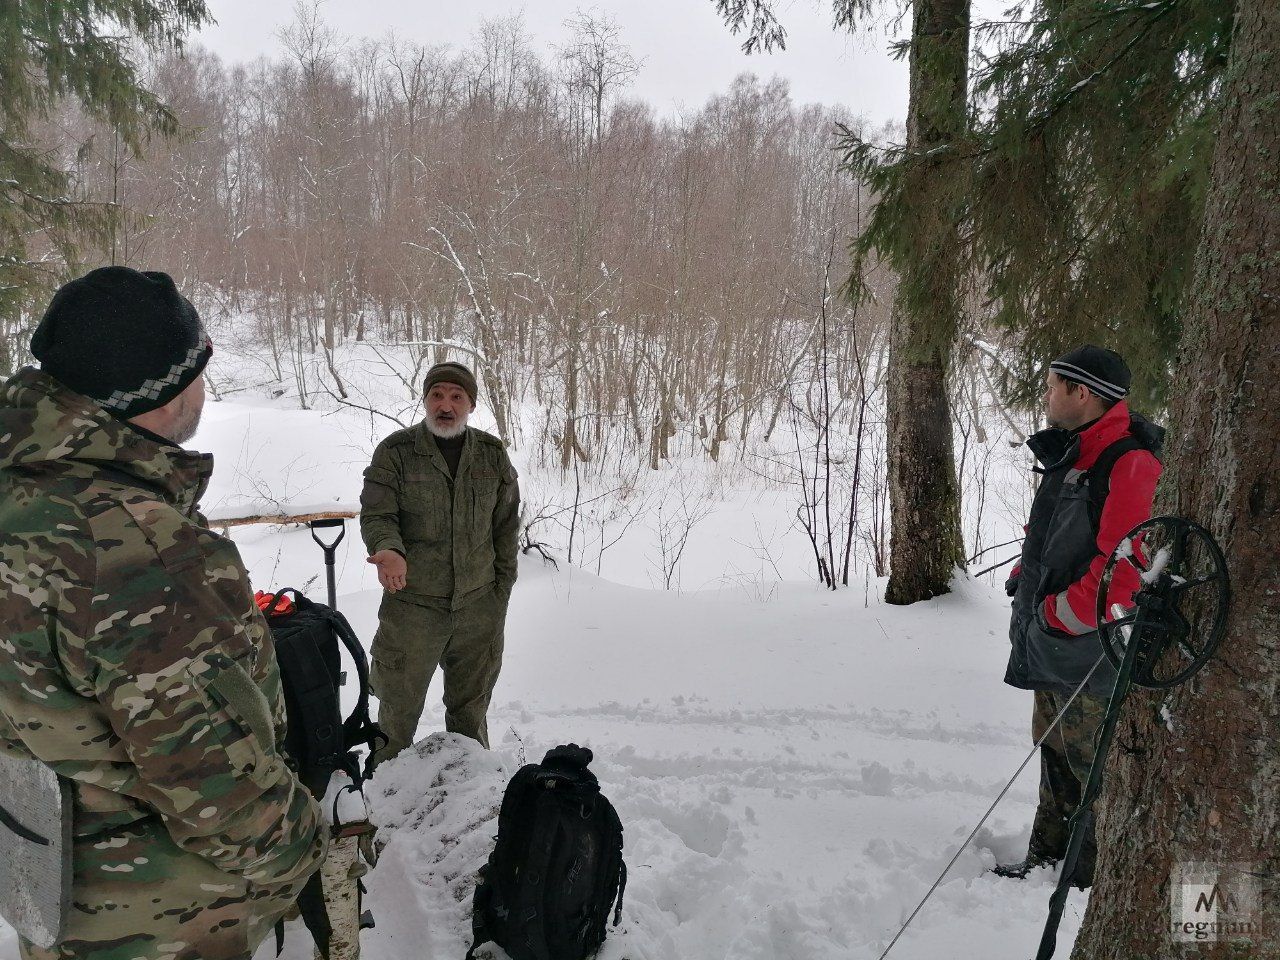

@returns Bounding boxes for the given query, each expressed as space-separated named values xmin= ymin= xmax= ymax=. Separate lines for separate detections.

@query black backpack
xmin=260 ymin=587 xmax=386 ymax=796
xmin=467 ymin=744 xmax=627 ymax=960
xmin=261 ymin=588 xmax=387 ymax=958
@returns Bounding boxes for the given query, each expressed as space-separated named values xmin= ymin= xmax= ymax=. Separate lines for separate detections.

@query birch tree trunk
xmin=1072 ymin=2 xmax=1279 ymax=955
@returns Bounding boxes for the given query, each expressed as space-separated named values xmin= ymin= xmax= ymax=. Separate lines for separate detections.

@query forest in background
xmin=6 ymin=8 xmax=1032 ymax=585
xmin=5 ymin=9 xmax=897 ymax=454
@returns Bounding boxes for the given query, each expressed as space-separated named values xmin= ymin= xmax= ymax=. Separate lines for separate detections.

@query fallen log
xmin=215 ymin=510 xmax=359 ymax=530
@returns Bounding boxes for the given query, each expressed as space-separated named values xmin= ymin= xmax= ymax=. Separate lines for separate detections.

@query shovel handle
xmin=310 ymin=517 xmax=347 ymax=552
xmin=310 ymin=519 xmax=346 ymax=609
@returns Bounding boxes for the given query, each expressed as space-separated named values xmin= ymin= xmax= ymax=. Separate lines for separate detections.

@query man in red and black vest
xmin=994 ymin=345 xmax=1163 ymax=888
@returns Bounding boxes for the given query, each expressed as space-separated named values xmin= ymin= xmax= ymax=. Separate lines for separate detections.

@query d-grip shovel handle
xmin=310 ymin=517 xmax=346 ymax=553
xmin=309 ymin=518 xmax=346 ymax=610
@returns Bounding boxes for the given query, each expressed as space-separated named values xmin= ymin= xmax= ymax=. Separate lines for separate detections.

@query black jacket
xmin=1004 ymin=407 xmax=1164 ymax=695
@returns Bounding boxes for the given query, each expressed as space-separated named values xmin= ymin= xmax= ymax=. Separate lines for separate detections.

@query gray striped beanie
xmin=31 ymin=267 xmax=213 ymax=419
xmin=1049 ymin=345 xmax=1130 ymax=402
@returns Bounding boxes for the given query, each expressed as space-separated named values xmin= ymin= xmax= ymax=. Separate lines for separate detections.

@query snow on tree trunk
xmin=883 ymin=0 xmax=968 ymax=605
xmin=1072 ymin=2 xmax=1280 ymax=956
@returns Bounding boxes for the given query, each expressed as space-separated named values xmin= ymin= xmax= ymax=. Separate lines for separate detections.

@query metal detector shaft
xmin=1033 ymin=516 xmax=1232 ymax=959
xmin=310 ymin=517 xmax=346 ymax=609
xmin=1034 ymin=614 xmax=1144 ymax=959
xmin=875 ymin=657 xmax=1108 ymax=960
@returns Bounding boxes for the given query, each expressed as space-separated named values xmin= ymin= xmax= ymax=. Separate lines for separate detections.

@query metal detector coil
xmin=1094 ymin=515 xmax=1230 ymax=689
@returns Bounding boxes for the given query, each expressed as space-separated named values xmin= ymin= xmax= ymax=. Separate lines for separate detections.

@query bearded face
xmin=425 ymin=383 xmax=473 ymax=438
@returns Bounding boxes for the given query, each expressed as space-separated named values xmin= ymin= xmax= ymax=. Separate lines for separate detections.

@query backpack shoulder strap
xmin=1084 ymin=436 xmax=1147 ymax=524
xmin=465 ymin=867 xmax=494 ymax=960
xmin=492 ymin=763 xmax=543 ymax=861
xmin=601 ymin=799 xmax=627 ymax=927
xmin=322 ymin=607 xmax=388 ymax=773
xmin=466 ymin=764 xmax=544 ymax=960
xmin=272 ymin=616 xmax=342 ymax=798
xmin=297 ymin=868 xmax=332 ymax=959
xmin=514 ymin=785 xmax=561 ymax=960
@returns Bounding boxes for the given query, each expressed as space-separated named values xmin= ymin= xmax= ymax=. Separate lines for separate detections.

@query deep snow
xmin=0 ymin=344 xmax=1084 ymax=959
xmin=0 ymin=545 xmax=1087 ymax=960
xmin=248 ymin=558 xmax=1087 ymax=960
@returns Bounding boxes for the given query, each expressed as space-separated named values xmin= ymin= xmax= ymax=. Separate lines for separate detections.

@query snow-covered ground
xmin=0 ymin=342 xmax=1085 ymax=959
xmin=238 ymin=546 xmax=1087 ymax=960
xmin=0 ymin=517 xmax=1086 ymax=960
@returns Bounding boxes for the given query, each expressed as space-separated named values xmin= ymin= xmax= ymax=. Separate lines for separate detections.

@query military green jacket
xmin=360 ymin=423 xmax=519 ymax=609
xmin=0 ymin=368 xmax=323 ymax=895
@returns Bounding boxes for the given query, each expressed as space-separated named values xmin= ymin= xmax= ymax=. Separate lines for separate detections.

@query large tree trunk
xmin=1072 ymin=2 xmax=1280 ymax=956
xmin=883 ymin=0 xmax=968 ymax=604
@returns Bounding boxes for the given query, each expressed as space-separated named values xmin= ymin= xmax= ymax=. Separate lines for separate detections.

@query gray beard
xmin=427 ymin=415 xmax=468 ymax=439
xmin=168 ymin=407 xmax=202 ymax=446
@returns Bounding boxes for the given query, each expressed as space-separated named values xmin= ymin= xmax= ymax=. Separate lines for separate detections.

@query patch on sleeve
xmin=363 ymin=464 xmax=399 ymax=488
xmin=360 ymin=483 xmax=388 ymax=509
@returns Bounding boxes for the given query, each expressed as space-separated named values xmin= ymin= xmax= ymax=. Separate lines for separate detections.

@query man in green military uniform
xmin=0 ymin=267 xmax=325 ymax=959
xmin=361 ymin=361 xmax=519 ymax=763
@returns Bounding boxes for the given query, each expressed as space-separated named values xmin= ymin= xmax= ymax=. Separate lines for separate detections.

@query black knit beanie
xmin=1049 ymin=344 xmax=1131 ymax=402
xmin=423 ymin=361 xmax=478 ymax=406
xmin=30 ymin=266 xmax=213 ymax=418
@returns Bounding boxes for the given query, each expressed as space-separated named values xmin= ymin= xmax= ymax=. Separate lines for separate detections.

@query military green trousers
xmin=1030 ymin=688 xmax=1106 ymax=881
xmin=369 ymin=587 xmax=506 ymax=764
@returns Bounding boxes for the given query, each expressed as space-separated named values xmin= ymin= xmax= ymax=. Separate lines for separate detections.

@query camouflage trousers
xmin=18 ymin=816 xmax=307 ymax=960
xmin=369 ymin=587 xmax=506 ymax=764
xmin=1030 ymin=688 xmax=1107 ymax=881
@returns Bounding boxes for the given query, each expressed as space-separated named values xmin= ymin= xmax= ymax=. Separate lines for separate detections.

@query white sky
xmin=192 ymin=0 xmax=938 ymax=126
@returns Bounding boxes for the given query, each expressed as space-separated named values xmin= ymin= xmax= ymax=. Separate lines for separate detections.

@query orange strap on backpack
xmin=255 ymin=590 xmax=295 ymax=616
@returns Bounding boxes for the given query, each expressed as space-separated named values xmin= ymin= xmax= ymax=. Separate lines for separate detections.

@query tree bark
xmin=883 ymin=0 xmax=968 ymax=604
xmin=1072 ymin=2 xmax=1279 ymax=956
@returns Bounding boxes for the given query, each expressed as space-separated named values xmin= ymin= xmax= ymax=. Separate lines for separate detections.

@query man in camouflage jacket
xmin=0 ymin=268 xmax=324 ymax=959
xmin=361 ymin=362 xmax=519 ymax=762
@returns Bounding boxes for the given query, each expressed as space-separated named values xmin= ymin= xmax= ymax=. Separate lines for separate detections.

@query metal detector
xmin=1034 ymin=515 xmax=1231 ymax=960
xmin=876 ymin=515 xmax=1230 ymax=960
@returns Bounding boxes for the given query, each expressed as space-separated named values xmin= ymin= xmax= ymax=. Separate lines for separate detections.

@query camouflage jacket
xmin=0 ymin=367 xmax=323 ymax=893
xmin=360 ymin=423 xmax=519 ymax=609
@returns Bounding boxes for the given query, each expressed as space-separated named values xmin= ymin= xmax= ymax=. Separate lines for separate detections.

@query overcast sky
xmin=191 ymin=0 xmax=957 ymax=127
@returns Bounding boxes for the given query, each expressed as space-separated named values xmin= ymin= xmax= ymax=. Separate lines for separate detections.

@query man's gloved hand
xmin=367 ymin=550 xmax=407 ymax=593
xmin=1004 ymin=574 xmax=1020 ymax=597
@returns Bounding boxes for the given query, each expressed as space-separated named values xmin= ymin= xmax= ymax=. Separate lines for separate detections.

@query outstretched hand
xmin=368 ymin=550 xmax=408 ymax=593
